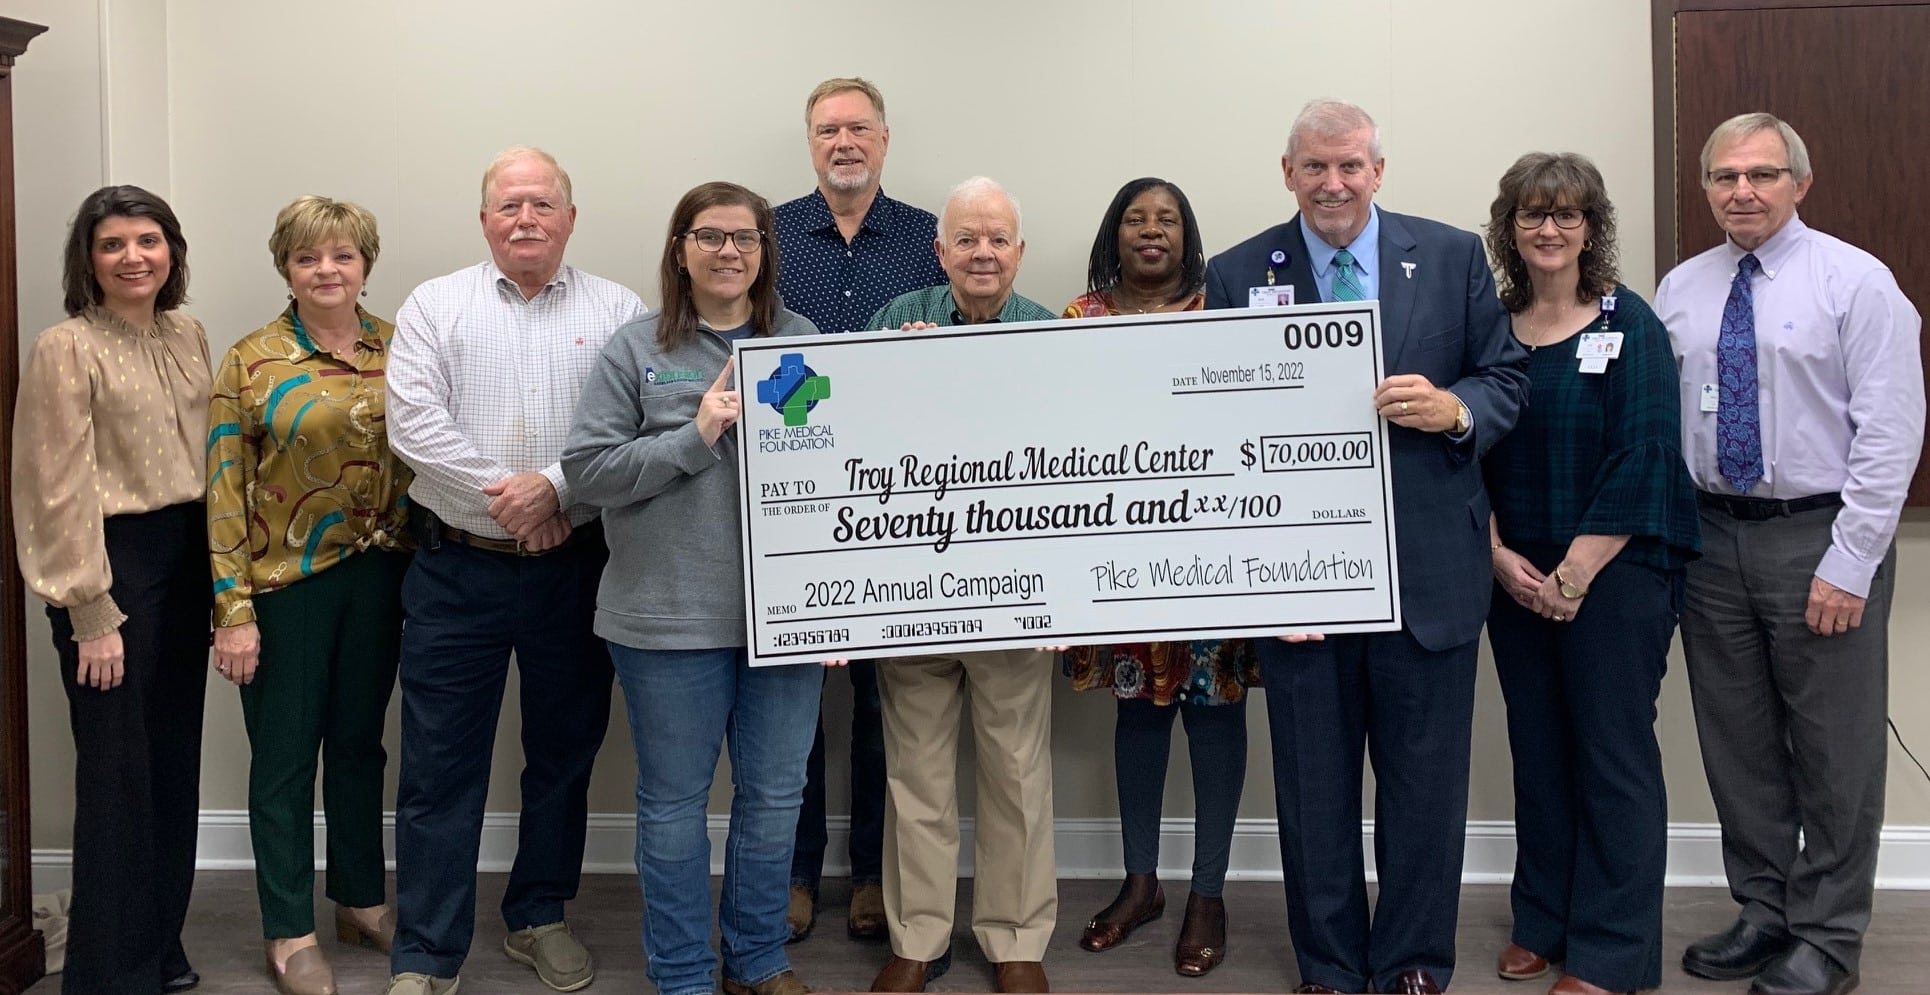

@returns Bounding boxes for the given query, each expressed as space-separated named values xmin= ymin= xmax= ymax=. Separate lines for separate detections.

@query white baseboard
xmin=32 ymin=813 xmax=1930 ymax=894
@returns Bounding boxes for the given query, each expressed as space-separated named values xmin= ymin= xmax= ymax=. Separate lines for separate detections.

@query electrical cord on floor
xmin=1893 ymin=717 xmax=1930 ymax=785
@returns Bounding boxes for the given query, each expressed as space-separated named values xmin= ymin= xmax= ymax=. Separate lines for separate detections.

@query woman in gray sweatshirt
xmin=562 ymin=181 xmax=822 ymax=995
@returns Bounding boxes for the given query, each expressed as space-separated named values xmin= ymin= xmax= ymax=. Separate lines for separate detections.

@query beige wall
xmin=10 ymin=0 xmax=1929 ymax=853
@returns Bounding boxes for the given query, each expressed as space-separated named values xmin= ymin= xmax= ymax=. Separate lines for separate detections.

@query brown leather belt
xmin=440 ymin=525 xmax=540 ymax=556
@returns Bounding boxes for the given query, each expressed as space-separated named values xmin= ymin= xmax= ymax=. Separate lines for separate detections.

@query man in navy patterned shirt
xmin=772 ymin=76 xmax=946 ymax=946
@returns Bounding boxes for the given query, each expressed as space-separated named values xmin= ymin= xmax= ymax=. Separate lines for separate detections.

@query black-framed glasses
xmin=1706 ymin=167 xmax=1793 ymax=190
xmin=1513 ymin=208 xmax=1586 ymax=230
xmin=683 ymin=227 xmax=765 ymax=252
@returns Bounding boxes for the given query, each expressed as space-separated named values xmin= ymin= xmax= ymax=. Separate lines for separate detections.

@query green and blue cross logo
xmin=755 ymin=352 xmax=832 ymax=427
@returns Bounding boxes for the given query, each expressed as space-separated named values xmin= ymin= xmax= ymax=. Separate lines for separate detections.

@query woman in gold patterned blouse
xmin=12 ymin=186 xmax=210 ymax=995
xmin=206 ymin=196 xmax=412 ymax=995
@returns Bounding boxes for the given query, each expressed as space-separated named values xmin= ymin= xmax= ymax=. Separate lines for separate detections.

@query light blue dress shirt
xmin=1300 ymin=205 xmax=1382 ymax=303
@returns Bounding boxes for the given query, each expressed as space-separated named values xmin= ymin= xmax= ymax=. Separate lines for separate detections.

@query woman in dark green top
xmin=1479 ymin=153 xmax=1700 ymax=995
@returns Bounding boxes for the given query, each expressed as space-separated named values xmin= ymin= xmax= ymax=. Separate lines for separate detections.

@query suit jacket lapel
xmin=1377 ymin=211 xmax=1421 ymax=370
xmin=1281 ymin=216 xmax=1320 ymax=307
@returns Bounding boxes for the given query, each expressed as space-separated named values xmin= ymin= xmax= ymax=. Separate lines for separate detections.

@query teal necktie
xmin=1332 ymin=248 xmax=1365 ymax=302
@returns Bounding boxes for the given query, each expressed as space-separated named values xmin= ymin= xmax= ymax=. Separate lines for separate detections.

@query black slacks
xmin=1488 ymin=551 xmax=1677 ymax=993
xmin=50 ymin=502 xmax=209 ymax=995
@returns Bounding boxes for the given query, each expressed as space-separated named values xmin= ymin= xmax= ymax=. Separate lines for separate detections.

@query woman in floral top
xmin=1060 ymin=177 xmax=1253 ymax=978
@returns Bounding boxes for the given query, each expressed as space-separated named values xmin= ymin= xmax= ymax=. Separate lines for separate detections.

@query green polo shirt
xmin=865 ymin=284 xmax=1057 ymax=330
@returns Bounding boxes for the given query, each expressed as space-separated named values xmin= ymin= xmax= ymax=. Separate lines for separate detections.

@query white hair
xmin=1700 ymin=112 xmax=1812 ymax=184
xmin=941 ymin=175 xmax=1023 ymax=241
xmin=1285 ymin=99 xmax=1383 ymax=162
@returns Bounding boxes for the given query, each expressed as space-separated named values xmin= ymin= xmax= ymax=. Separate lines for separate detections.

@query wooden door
xmin=1653 ymin=0 xmax=1930 ymax=504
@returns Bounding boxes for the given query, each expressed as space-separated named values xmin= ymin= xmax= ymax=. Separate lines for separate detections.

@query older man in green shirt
xmin=866 ymin=176 xmax=1055 ymax=331
xmin=867 ymin=177 xmax=1057 ymax=995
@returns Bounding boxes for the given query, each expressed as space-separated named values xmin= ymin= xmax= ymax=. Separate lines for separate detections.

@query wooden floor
xmin=30 ymin=872 xmax=1930 ymax=994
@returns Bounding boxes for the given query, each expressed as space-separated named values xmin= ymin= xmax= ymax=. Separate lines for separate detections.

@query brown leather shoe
xmin=869 ymin=948 xmax=951 ymax=993
xmin=1548 ymin=974 xmax=1624 ymax=995
xmin=335 ymin=906 xmax=397 ymax=955
xmin=1078 ymin=872 xmax=1164 ymax=952
xmin=848 ymin=881 xmax=887 ymax=941
xmin=1498 ymin=942 xmax=1551 ymax=981
xmin=786 ymin=885 xmax=816 ymax=944
xmin=1388 ymin=969 xmax=1444 ymax=994
xmin=266 ymin=944 xmax=338 ymax=995
xmin=1173 ymin=892 xmax=1226 ymax=977
xmin=992 ymin=961 xmax=1048 ymax=993
xmin=722 ymin=970 xmax=811 ymax=995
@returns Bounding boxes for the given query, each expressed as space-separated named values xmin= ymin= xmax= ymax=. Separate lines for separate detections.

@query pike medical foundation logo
xmin=756 ymin=352 xmax=831 ymax=426
xmin=754 ymin=352 xmax=837 ymax=453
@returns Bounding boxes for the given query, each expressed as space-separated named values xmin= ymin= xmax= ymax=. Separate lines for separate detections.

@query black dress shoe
xmin=1683 ymin=918 xmax=1792 ymax=981
xmin=162 ymin=971 xmax=200 ymax=994
xmin=1750 ymin=941 xmax=1858 ymax=995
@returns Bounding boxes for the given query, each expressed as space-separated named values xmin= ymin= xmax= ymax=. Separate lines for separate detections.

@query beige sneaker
xmin=722 ymin=969 xmax=811 ymax=995
xmin=785 ymin=885 xmax=816 ymax=943
xmin=504 ymin=921 xmax=594 ymax=992
xmin=382 ymin=973 xmax=459 ymax=995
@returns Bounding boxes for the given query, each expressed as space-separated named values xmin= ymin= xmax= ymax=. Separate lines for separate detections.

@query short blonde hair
xmin=268 ymin=195 xmax=380 ymax=281
xmin=804 ymin=77 xmax=887 ymax=128
xmin=480 ymin=145 xmax=573 ymax=209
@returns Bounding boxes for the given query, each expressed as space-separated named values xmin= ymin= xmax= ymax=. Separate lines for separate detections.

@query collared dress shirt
xmin=207 ymin=305 xmax=414 ymax=627
xmin=385 ymin=261 xmax=645 ymax=538
xmin=774 ymin=187 xmax=947 ymax=335
xmin=12 ymin=306 xmax=211 ymax=639
xmin=1300 ymin=205 xmax=1383 ymax=302
xmin=1656 ymin=215 xmax=1925 ymax=596
xmin=866 ymin=284 xmax=1057 ymax=329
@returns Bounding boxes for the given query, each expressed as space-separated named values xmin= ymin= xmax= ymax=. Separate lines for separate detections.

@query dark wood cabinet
xmin=0 ymin=15 xmax=48 ymax=995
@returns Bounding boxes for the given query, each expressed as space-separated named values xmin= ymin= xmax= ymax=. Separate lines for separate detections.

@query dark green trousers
xmin=241 ymin=549 xmax=408 ymax=938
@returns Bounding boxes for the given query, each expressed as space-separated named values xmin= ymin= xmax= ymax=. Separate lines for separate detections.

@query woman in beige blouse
xmin=12 ymin=185 xmax=212 ymax=995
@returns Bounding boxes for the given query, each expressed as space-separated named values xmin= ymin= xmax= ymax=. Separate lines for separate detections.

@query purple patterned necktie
xmin=1716 ymin=253 xmax=1763 ymax=493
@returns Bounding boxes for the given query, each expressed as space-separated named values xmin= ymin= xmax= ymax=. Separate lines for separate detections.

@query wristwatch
xmin=1554 ymin=567 xmax=1587 ymax=599
xmin=1451 ymin=400 xmax=1471 ymax=435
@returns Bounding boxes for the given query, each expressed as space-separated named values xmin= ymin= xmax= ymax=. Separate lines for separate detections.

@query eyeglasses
xmin=1706 ymin=167 xmax=1793 ymax=190
xmin=1513 ymin=208 xmax=1586 ymax=230
xmin=683 ymin=228 xmax=765 ymax=252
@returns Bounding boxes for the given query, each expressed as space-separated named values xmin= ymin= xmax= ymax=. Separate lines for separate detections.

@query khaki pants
xmin=877 ymin=649 xmax=1057 ymax=962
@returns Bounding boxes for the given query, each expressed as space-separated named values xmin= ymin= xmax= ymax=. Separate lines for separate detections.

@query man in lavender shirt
xmin=1656 ymin=113 xmax=1924 ymax=995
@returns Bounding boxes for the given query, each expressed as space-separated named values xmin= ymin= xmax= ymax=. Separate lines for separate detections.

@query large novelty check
xmin=734 ymin=303 xmax=1402 ymax=666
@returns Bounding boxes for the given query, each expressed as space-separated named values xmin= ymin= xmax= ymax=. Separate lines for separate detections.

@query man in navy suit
xmin=1204 ymin=99 xmax=1527 ymax=995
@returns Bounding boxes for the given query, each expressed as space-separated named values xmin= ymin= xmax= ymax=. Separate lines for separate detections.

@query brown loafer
xmin=1548 ymin=974 xmax=1625 ymax=995
xmin=722 ymin=969 xmax=811 ymax=995
xmin=1498 ymin=942 xmax=1551 ymax=981
xmin=1078 ymin=872 xmax=1164 ymax=952
xmin=786 ymin=885 xmax=816 ymax=944
xmin=869 ymin=948 xmax=951 ymax=993
xmin=1173 ymin=892 xmax=1226 ymax=977
xmin=992 ymin=960 xmax=1048 ymax=993
xmin=848 ymin=881 xmax=887 ymax=940
xmin=266 ymin=944 xmax=338 ymax=995
xmin=335 ymin=906 xmax=397 ymax=955
xmin=1388 ymin=969 xmax=1443 ymax=994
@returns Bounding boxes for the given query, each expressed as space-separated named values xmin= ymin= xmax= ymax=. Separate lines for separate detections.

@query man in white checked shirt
xmin=382 ymin=146 xmax=645 ymax=995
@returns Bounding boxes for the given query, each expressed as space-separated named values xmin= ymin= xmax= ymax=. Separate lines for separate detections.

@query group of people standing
xmin=10 ymin=75 xmax=1918 ymax=995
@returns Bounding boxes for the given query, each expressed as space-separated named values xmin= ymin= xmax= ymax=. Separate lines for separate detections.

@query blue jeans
xmin=610 ymin=644 xmax=823 ymax=995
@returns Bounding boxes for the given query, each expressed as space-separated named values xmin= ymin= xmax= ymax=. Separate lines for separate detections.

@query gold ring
xmin=1400 ymin=400 xmax=1410 ymax=414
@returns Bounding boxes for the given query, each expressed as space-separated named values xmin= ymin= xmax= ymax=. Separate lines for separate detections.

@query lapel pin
xmin=1400 ymin=262 xmax=1416 ymax=279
